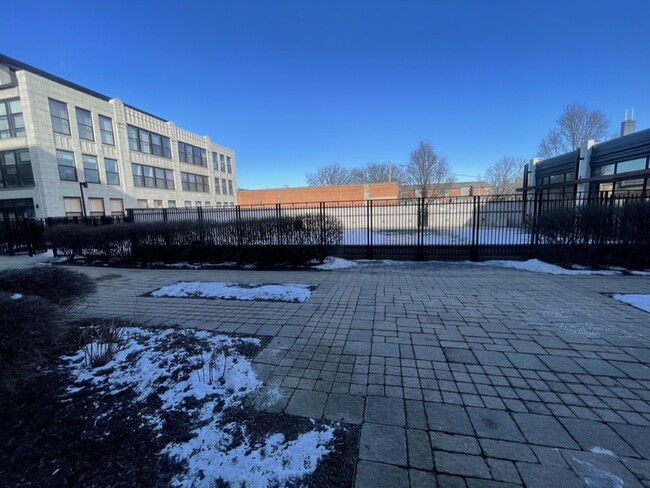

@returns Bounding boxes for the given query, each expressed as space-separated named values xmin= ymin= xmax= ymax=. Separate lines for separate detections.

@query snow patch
xmin=151 ymin=282 xmax=313 ymax=302
xmin=474 ymin=259 xmax=620 ymax=275
xmin=590 ymin=447 xmax=616 ymax=457
xmin=312 ymin=257 xmax=358 ymax=270
xmin=10 ymin=293 xmax=23 ymax=300
xmin=63 ymin=327 xmax=334 ymax=487
xmin=613 ymin=294 xmax=650 ymax=313
xmin=573 ymin=458 xmax=624 ymax=488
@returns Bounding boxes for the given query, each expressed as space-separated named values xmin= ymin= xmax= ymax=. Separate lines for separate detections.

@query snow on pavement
xmin=312 ymin=257 xmax=358 ymax=270
xmin=151 ymin=282 xmax=313 ymax=302
xmin=613 ymin=294 xmax=650 ymax=313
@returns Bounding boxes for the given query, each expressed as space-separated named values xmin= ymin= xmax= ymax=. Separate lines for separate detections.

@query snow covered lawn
xmin=150 ymin=282 xmax=315 ymax=302
xmin=63 ymin=327 xmax=346 ymax=487
xmin=613 ymin=294 xmax=650 ymax=313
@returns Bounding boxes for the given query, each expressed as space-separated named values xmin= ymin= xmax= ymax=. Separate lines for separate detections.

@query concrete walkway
xmin=3 ymin=254 xmax=650 ymax=487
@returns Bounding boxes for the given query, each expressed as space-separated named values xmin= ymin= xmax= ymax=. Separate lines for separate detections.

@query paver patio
xmin=3 ymin=255 xmax=650 ymax=487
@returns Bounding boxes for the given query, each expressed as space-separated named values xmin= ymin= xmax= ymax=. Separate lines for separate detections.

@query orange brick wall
xmin=238 ymin=182 xmax=399 ymax=206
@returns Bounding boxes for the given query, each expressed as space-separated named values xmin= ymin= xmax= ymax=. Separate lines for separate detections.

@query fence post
xmin=470 ymin=196 xmax=479 ymax=261
xmin=417 ymin=198 xmax=425 ymax=261
xmin=275 ymin=203 xmax=282 ymax=246
xmin=235 ymin=205 xmax=243 ymax=248
xmin=162 ymin=208 xmax=168 ymax=221
xmin=3 ymin=219 xmax=15 ymax=256
xmin=366 ymin=200 xmax=374 ymax=259
xmin=320 ymin=202 xmax=326 ymax=248
xmin=197 ymin=206 xmax=203 ymax=220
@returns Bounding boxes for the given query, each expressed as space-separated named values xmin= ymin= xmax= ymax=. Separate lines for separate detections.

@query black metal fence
xmin=0 ymin=219 xmax=47 ymax=256
xmin=126 ymin=193 xmax=650 ymax=263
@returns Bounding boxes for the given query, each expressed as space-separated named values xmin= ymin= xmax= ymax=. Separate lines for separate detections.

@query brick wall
xmin=238 ymin=182 xmax=400 ymax=206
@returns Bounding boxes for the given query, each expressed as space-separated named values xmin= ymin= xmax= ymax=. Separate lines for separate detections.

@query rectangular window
xmin=228 ymin=180 xmax=234 ymax=195
xmin=88 ymin=197 xmax=105 ymax=216
xmin=219 ymin=154 xmax=225 ymax=172
xmin=184 ymin=201 xmax=191 ymax=208
xmin=226 ymin=156 xmax=232 ymax=174
xmin=0 ymin=149 xmax=34 ymax=189
xmin=105 ymin=158 xmax=120 ymax=185
xmin=99 ymin=115 xmax=115 ymax=145
xmin=212 ymin=152 xmax=218 ymax=170
xmin=76 ymin=107 xmax=94 ymax=141
xmin=63 ymin=197 xmax=83 ymax=217
xmin=131 ymin=163 xmax=175 ymax=190
xmin=617 ymin=158 xmax=647 ymax=174
xmin=215 ymin=177 xmax=221 ymax=194
xmin=137 ymin=199 xmax=149 ymax=209
xmin=592 ymin=164 xmax=615 ymax=177
xmin=168 ymin=200 xmax=176 ymax=208
xmin=49 ymin=99 xmax=70 ymax=135
xmin=0 ymin=98 xmax=26 ymax=139
xmin=82 ymin=155 xmax=100 ymax=183
xmin=109 ymin=198 xmax=124 ymax=216
xmin=181 ymin=171 xmax=210 ymax=192
xmin=57 ymin=150 xmax=77 ymax=181
xmin=195 ymin=201 xmax=202 ymax=207
xmin=221 ymin=179 xmax=227 ymax=195
xmin=205 ymin=201 xmax=211 ymax=207
xmin=154 ymin=199 xmax=163 ymax=208
xmin=127 ymin=125 xmax=171 ymax=158
xmin=178 ymin=142 xmax=207 ymax=166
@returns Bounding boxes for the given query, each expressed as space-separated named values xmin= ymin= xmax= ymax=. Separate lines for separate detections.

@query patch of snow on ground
xmin=613 ymin=294 xmax=650 ymax=313
xmin=151 ymin=282 xmax=313 ymax=302
xmin=590 ymin=447 xmax=616 ymax=457
xmin=63 ymin=327 xmax=334 ymax=488
xmin=572 ymin=458 xmax=624 ymax=488
xmin=10 ymin=293 xmax=22 ymax=300
xmin=475 ymin=259 xmax=620 ymax=275
xmin=312 ymin=257 xmax=358 ymax=270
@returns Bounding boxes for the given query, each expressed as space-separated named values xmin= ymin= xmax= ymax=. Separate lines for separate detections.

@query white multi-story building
xmin=0 ymin=54 xmax=237 ymax=219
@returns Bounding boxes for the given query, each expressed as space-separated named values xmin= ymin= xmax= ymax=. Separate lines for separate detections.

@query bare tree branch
xmin=405 ymin=141 xmax=455 ymax=198
xmin=305 ymin=163 xmax=353 ymax=186
xmin=483 ymin=156 xmax=526 ymax=197
xmin=350 ymin=161 xmax=406 ymax=185
xmin=538 ymin=103 xmax=609 ymax=158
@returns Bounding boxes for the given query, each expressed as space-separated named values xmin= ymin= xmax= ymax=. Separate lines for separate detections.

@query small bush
xmin=0 ymin=266 xmax=96 ymax=305
xmin=79 ymin=321 xmax=128 ymax=368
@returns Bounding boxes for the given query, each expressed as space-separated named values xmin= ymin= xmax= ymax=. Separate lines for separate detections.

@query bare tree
xmin=538 ymin=103 xmax=609 ymax=158
xmin=484 ymin=156 xmax=526 ymax=197
xmin=350 ymin=161 xmax=406 ymax=185
xmin=305 ymin=163 xmax=353 ymax=186
xmin=404 ymin=142 xmax=455 ymax=198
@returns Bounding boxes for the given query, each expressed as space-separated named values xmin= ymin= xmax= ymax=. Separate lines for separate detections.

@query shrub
xmin=0 ymin=266 xmax=96 ymax=305
xmin=79 ymin=321 xmax=128 ymax=368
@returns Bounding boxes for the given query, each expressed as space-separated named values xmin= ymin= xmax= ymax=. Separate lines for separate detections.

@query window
xmin=617 ymin=158 xmax=647 ymax=174
xmin=76 ymin=107 xmax=94 ymax=141
xmin=99 ymin=115 xmax=114 ymax=145
xmin=168 ymin=200 xmax=176 ymax=208
xmin=88 ymin=198 xmax=105 ymax=216
xmin=105 ymin=158 xmax=120 ymax=185
xmin=131 ymin=163 xmax=174 ymax=189
xmin=82 ymin=155 xmax=100 ymax=183
xmin=178 ymin=142 xmax=207 ymax=166
xmin=205 ymin=201 xmax=211 ymax=207
xmin=220 ymin=154 xmax=225 ymax=172
xmin=592 ymin=164 xmax=615 ymax=177
xmin=0 ymin=99 xmax=25 ymax=138
xmin=154 ymin=199 xmax=163 ymax=208
xmin=63 ymin=197 xmax=83 ymax=217
xmin=181 ymin=172 xmax=210 ymax=192
xmin=212 ymin=152 xmax=218 ymax=170
xmin=109 ymin=198 xmax=124 ymax=216
xmin=127 ymin=125 xmax=171 ymax=158
xmin=49 ymin=99 xmax=70 ymax=135
xmin=184 ymin=201 xmax=191 ymax=208
xmin=195 ymin=201 xmax=202 ymax=207
xmin=221 ymin=179 xmax=227 ymax=195
xmin=226 ymin=156 xmax=232 ymax=174
xmin=137 ymin=199 xmax=149 ymax=209
xmin=0 ymin=149 xmax=34 ymax=189
xmin=215 ymin=177 xmax=221 ymax=194
xmin=228 ymin=180 xmax=234 ymax=195
xmin=57 ymin=150 xmax=77 ymax=181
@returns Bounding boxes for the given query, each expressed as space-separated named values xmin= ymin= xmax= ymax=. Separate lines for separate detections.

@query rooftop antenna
xmin=631 ymin=107 xmax=635 ymax=120
xmin=624 ymin=109 xmax=628 ymax=121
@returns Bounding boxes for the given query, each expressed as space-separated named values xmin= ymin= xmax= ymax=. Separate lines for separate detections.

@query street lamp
xmin=79 ymin=181 xmax=88 ymax=218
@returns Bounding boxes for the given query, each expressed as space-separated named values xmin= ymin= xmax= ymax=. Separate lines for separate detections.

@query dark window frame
xmin=105 ymin=158 xmax=120 ymax=185
xmin=56 ymin=149 xmax=77 ymax=182
xmin=75 ymin=107 xmax=94 ymax=141
xmin=0 ymin=149 xmax=34 ymax=189
xmin=178 ymin=141 xmax=207 ymax=167
xmin=0 ymin=98 xmax=26 ymax=139
xmin=99 ymin=115 xmax=115 ymax=145
xmin=181 ymin=171 xmax=210 ymax=192
xmin=82 ymin=154 xmax=100 ymax=183
xmin=49 ymin=98 xmax=71 ymax=135
xmin=127 ymin=125 xmax=172 ymax=159
xmin=131 ymin=163 xmax=175 ymax=190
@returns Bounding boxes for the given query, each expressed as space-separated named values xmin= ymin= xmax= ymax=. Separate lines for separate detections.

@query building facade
xmin=0 ymin=54 xmax=237 ymax=219
xmin=524 ymin=125 xmax=650 ymax=199
xmin=237 ymin=182 xmax=399 ymax=206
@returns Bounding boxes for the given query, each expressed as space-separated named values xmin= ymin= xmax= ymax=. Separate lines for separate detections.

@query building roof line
xmin=0 ymin=53 xmax=168 ymax=123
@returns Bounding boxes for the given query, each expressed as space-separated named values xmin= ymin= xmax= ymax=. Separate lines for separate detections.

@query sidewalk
xmin=3 ymin=255 xmax=650 ymax=487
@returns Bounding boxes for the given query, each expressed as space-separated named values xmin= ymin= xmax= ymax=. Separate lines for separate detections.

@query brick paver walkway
xmin=3 ymin=255 xmax=650 ymax=487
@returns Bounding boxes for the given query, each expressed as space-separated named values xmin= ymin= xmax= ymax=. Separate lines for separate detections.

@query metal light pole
xmin=79 ymin=181 xmax=88 ymax=218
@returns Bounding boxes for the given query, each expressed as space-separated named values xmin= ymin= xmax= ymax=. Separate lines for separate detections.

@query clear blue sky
xmin=3 ymin=0 xmax=649 ymax=189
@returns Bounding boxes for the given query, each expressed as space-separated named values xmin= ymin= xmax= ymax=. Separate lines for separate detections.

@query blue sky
xmin=2 ymin=0 xmax=649 ymax=188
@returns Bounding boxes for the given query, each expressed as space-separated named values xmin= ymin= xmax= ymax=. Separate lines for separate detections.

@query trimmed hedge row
xmin=531 ymin=200 xmax=650 ymax=268
xmin=45 ymin=215 xmax=344 ymax=265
